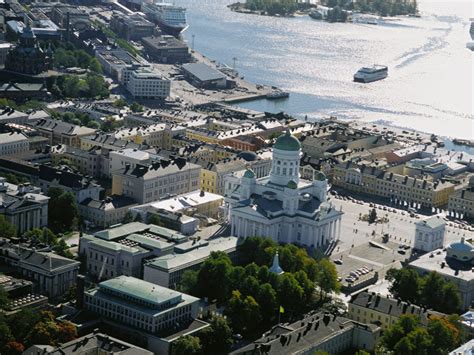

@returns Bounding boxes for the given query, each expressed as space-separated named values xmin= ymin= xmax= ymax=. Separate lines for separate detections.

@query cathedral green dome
xmin=243 ymin=169 xmax=255 ymax=178
xmin=287 ymin=180 xmax=297 ymax=189
xmin=274 ymin=130 xmax=301 ymax=151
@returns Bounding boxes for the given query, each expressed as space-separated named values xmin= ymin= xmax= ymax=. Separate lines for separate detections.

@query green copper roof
xmin=315 ymin=171 xmax=326 ymax=181
xmin=274 ymin=130 xmax=301 ymax=151
xmin=243 ymin=169 xmax=255 ymax=178
xmin=287 ymin=180 xmax=297 ymax=189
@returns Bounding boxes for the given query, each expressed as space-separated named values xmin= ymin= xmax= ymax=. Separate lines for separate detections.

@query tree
xmin=85 ymin=74 xmax=109 ymax=98
xmin=200 ymin=315 xmax=233 ymax=355
xmin=386 ymin=268 xmax=420 ymax=303
xmin=0 ymin=215 xmax=16 ymax=239
xmin=441 ymin=282 xmax=461 ymax=314
xmin=113 ymin=98 xmax=127 ymax=108
xmin=277 ymin=273 xmax=304 ymax=313
xmin=197 ymin=252 xmax=233 ymax=303
xmin=122 ymin=211 xmax=134 ymax=223
xmin=148 ymin=213 xmax=163 ymax=227
xmin=316 ymin=258 xmax=340 ymax=300
xmin=0 ymin=315 xmax=14 ymax=353
xmin=225 ymin=290 xmax=262 ymax=334
xmin=7 ymin=309 xmax=41 ymax=344
xmin=171 ymin=335 xmax=202 ymax=355
xmin=130 ymin=102 xmax=144 ymax=112
xmin=179 ymin=270 xmax=198 ymax=294
xmin=3 ymin=341 xmax=24 ymax=355
xmin=48 ymin=188 xmax=78 ymax=232
xmin=256 ymin=283 xmax=278 ymax=323
xmin=368 ymin=208 xmax=377 ymax=223
xmin=0 ymin=285 xmax=9 ymax=309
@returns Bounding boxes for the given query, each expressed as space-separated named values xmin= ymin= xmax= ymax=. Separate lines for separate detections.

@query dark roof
xmin=39 ymin=165 xmax=97 ymax=190
xmin=80 ymin=195 xmax=137 ymax=210
xmin=231 ymin=313 xmax=372 ymax=355
xmin=349 ymin=291 xmax=443 ymax=319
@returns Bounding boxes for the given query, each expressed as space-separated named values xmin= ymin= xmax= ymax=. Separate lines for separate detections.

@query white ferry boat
xmin=142 ymin=2 xmax=188 ymax=37
xmin=353 ymin=65 xmax=388 ymax=83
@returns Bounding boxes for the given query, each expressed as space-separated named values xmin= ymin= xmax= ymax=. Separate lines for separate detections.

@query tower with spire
xmin=269 ymin=252 xmax=284 ymax=275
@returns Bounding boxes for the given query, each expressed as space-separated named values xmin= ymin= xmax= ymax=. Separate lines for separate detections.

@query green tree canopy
xmin=0 ymin=215 xmax=16 ymax=239
xmin=171 ymin=335 xmax=202 ymax=355
xmin=200 ymin=315 xmax=233 ymax=354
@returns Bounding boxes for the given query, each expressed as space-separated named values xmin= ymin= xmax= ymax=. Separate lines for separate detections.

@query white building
xmin=0 ymin=240 xmax=80 ymax=300
xmin=0 ymin=178 xmax=49 ymax=234
xmin=126 ymin=68 xmax=171 ymax=100
xmin=112 ymin=158 xmax=201 ymax=204
xmin=410 ymin=238 xmax=474 ymax=310
xmin=225 ymin=131 xmax=343 ymax=247
xmin=0 ymin=132 xmax=29 ymax=156
xmin=109 ymin=148 xmax=152 ymax=178
xmin=84 ymin=275 xmax=206 ymax=354
xmin=414 ymin=214 xmax=446 ymax=252
xmin=144 ymin=236 xmax=240 ymax=288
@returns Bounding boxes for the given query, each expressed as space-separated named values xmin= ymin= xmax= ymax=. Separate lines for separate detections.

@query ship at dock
xmin=141 ymin=1 xmax=188 ymax=37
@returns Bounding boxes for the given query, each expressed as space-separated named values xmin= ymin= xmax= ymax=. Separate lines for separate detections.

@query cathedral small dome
xmin=287 ymin=180 xmax=297 ymax=189
xmin=237 ymin=151 xmax=258 ymax=162
xmin=274 ymin=130 xmax=301 ymax=151
xmin=446 ymin=238 xmax=474 ymax=262
xmin=243 ymin=169 xmax=255 ymax=179
xmin=315 ymin=171 xmax=326 ymax=181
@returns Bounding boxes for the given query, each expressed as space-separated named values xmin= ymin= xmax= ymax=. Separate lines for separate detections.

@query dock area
xmin=152 ymin=50 xmax=280 ymax=107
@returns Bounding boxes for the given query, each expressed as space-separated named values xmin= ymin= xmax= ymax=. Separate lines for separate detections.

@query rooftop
xmin=146 ymin=237 xmax=240 ymax=271
xmin=182 ymin=63 xmax=226 ymax=82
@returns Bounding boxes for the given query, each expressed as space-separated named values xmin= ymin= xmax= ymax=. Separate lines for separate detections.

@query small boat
xmin=453 ymin=138 xmax=474 ymax=148
xmin=266 ymin=90 xmax=290 ymax=99
xmin=354 ymin=65 xmax=388 ymax=83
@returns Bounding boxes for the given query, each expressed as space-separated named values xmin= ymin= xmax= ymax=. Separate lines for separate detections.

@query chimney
xmin=76 ymin=274 xmax=86 ymax=309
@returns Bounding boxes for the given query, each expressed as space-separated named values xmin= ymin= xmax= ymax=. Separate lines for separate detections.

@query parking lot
xmin=328 ymin=194 xmax=474 ymax=291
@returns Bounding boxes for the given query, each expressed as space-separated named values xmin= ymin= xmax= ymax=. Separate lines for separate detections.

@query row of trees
xmin=244 ymin=0 xmax=300 ymax=15
xmin=324 ymin=0 xmax=417 ymax=17
xmin=50 ymin=74 xmax=110 ymax=99
xmin=113 ymin=99 xmax=144 ymax=113
xmin=386 ymin=268 xmax=461 ymax=314
xmin=24 ymin=227 xmax=73 ymax=258
xmin=54 ymin=47 xmax=102 ymax=74
xmin=171 ymin=316 xmax=234 ymax=355
xmin=47 ymin=187 xmax=79 ymax=233
xmin=379 ymin=314 xmax=463 ymax=355
xmin=0 ymin=308 xmax=77 ymax=355
xmin=50 ymin=111 xmax=100 ymax=129
xmin=179 ymin=237 xmax=340 ymax=335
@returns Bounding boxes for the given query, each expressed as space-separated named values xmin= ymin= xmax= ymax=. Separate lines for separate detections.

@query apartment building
xmin=348 ymin=291 xmax=444 ymax=331
xmin=333 ymin=161 xmax=455 ymax=208
xmin=112 ymin=158 xmax=201 ymax=204
xmin=0 ymin=132 xmax=29 ymax=156
xmin=28 ymin=118 xmax=96 ymax=147
xmin=126 ymin=68 xmax=171 ymax=100
xmin=448 ymin=177 xmax=474 ymax=220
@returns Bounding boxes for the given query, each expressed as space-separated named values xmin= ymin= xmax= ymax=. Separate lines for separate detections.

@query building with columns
xmin=413 ymin=215 xmax=446 ymax=252
xmin=0 ymin=178 xmax=49 ymax=234
xmin=225 ymin=131 xmax=343 ymax=248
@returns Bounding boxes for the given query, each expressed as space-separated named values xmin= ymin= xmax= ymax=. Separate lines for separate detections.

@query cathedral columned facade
xmin=225 ymin=130 xmax=343 ymax=248
xmin=5 ymin=25 xmax=53 ymax=75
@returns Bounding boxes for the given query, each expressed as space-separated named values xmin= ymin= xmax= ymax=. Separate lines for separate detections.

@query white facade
xmin=414 ymin=215 xmax=446 ymax=252
xmin=127 ymin=69 xmax=171 ymax=99
xmin=225 ymin=131 xmax=343 ymax=247
xmin=0 ymin=132 xmax=29 ymax=156
xmin=84 ymin=276 xmax=199 ymax=334
xmin=109 ymin=148 xmax=151 ymax=178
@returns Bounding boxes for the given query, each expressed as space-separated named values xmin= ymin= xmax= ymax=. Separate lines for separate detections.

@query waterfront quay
xmin=152 ymin=50 xmax=277 ymax=107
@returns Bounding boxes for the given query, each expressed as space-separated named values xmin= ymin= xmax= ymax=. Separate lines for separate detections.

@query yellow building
xmin=348 ymin=291 xmax=443 ymax=331
xmin=332 ymin=161 xmax=454 ymax=208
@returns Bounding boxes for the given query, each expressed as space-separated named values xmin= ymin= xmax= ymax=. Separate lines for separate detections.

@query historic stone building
xmin=225 ymin=131 xmax=343 ymax=248
xmin=4 ymin=25 xmax=52 ymax=75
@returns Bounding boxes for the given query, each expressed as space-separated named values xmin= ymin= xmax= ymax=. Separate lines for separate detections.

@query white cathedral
xmin=224 ymin=130 xmax=343 ymax=248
